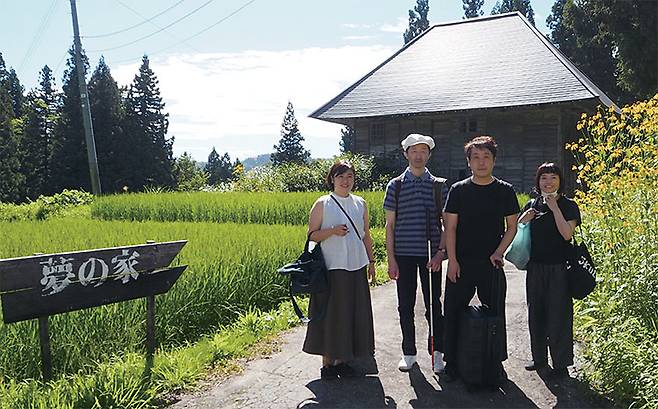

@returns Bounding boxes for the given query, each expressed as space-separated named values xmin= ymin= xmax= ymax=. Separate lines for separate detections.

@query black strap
xmin=329 ymin=194 xmax=362 ymax=240
xmin=395 ymin=174 xmax=445 ymax=221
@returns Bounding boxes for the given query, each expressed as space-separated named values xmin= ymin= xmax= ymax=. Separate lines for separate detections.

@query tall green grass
xmin=91 ymin=191 xmax=387 ymax=227
xmin=91 ymin=191 xmax=529 ymax=228
xmin=0 ymin=219 xmax=306 ymax=380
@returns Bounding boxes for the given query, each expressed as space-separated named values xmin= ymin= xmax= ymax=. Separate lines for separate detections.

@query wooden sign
xmin=0 ymin=240 xmax=188 ymax=381
xmin=0 ymin=240 xmax=187 ymax=324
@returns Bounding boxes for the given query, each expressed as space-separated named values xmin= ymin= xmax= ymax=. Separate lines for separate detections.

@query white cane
xmin=426 ymin=208 xmax=439 ymax=374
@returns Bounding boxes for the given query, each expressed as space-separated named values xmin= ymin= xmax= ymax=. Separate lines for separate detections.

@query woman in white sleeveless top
xmin=302 ymin=160 xmax=376 ymax=379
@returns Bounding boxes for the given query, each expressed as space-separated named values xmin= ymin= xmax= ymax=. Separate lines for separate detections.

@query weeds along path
xmin=171 ymin=261 xmax=614 ymax=409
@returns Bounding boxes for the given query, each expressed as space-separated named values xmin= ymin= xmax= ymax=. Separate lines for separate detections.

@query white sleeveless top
xmin=319 ymin=193 xmax=369 ymax=271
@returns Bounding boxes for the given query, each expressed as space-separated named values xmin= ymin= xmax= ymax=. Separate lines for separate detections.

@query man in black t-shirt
xmin=442 ymin=136 xmax=520 ymax=381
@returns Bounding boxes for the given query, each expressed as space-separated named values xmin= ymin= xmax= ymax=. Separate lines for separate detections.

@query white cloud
xmin=342 ymin=35 xmax=376 ymax=41
xmin=342 ymin=23 xmax=373 ymax=29
xmin=111 ymin=45 xmax=395 ymax=161
xmin=380 ymin=16 xmax=408 ymax=33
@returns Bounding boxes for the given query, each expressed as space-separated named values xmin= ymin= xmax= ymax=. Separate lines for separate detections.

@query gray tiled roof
xmin=310 ymin=12 xmax=615 ymax=122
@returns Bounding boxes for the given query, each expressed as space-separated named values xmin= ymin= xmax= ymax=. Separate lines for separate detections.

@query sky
xmin=1 ymin=0 xmax=556 ymax=162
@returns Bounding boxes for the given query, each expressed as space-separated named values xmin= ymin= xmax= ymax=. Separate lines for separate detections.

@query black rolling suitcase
xmin=457 ymin=266 xmax=506 ymax=388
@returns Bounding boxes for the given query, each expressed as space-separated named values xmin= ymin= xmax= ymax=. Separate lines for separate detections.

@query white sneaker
xmin=433 ymin=351 xmax=445 ymax=374
xmin=398 ymin=355 xmax=417 ymax=371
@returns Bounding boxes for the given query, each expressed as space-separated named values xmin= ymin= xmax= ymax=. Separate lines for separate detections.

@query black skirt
xmin=302 ymin=267 xmax=375 ymax=361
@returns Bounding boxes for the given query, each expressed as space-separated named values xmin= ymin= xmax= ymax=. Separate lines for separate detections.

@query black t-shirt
xmin=522 ymin=196 xmax=581 ymax=264
xmin=444 ymin=177 xmax=520 ymax=261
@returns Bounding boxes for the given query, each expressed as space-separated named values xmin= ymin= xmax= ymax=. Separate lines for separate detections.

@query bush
xmin=233 ymin=153 xmax=376 ymax=192
xmin=0 ymin=190 xmax=93 ymax=221
xmin=567 ymin=94 xmax=658 ymax=408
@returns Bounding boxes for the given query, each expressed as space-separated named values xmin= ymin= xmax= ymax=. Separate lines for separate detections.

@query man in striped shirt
xmin=383 ymin=133 xmax=448 ymax=373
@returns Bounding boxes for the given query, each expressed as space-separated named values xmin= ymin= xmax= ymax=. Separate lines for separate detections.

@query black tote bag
xmin=277 ymin=237 xmax=329 ymax=322
xmin=565 ymin=234 xmax=597 ymax=300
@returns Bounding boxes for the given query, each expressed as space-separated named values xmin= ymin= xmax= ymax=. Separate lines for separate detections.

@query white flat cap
xmin=401 ymin=133 xmax=435 ymax=150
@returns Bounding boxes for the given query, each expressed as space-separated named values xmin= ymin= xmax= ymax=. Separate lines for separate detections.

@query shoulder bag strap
xmin=394 ymin=175 xmax=404 ymax=221
xmin=330 ymin=194 xmax=362 ymax=240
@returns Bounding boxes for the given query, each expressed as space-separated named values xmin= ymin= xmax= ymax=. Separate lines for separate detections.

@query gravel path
xmin=171 ymin=262 xmax=614 ymax=409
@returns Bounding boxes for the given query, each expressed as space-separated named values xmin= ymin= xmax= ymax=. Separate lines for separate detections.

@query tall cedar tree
xmin=88 ymin=57 xmax=125 ymax=192
xmin=463 ymin=0 xmax=484 ymax=18
xmin=339 ymin=126 xmax=356 ymax=153
xmin=491 ymin=0 xmax=535 ymax=26
xmin=205 ymin=148 xmax=233 ymax=185
xmin=549 ymin=0 xmax=656 ymax=103
xmin=218 ymin=152 xmax=233 ymax=181
xmin=0 ymin=54 xmax=25 ymax=203
xmin=18 ymin=65 xmax=59 ymax=199
xmin=547 ymin=0 xmax=624 ymax=104
xmin=49 ymin=47 xmax=92 ymax=193
xmin=271 ymin=102 xmax=310 ymax=165
xmin=124 ymin=55 xmax=175 ymax=189
xmin=205 ymin=147 xmax=222 ymax=185
xmin=6 ymin=69 xmax=25 ymax=118
xmin=403 ymin=0 xmax=430 ymax=44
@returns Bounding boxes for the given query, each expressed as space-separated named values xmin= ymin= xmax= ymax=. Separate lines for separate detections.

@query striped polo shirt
xmin=383 ymin=168 xmax=448 ymax=257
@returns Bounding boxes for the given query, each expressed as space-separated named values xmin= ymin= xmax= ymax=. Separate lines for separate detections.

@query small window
xmin=370 ymin=123 xmax=385 ymax=144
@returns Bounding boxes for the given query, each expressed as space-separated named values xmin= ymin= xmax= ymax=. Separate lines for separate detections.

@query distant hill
xmin=242 ymin=154 xmax=271 ymax=171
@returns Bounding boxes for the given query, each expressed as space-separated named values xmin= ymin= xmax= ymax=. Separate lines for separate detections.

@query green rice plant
xmin=0 ymin=218 xmax=387 ymax=381
xmin=91 ymin=191 xmax=388 ymax=227
xmin=0 ymin=219 xmax=307 ymax=380
xmin=0 ymin=303 xmax=300 ymax=409
xmin=92 ymin=190 xmax=530 ymax=229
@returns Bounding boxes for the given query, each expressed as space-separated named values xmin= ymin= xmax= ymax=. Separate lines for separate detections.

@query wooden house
xmin=310 ymin=12 xmax=617 ymax=192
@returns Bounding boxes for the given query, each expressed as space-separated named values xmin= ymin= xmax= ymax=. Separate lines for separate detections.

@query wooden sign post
xmin=0 ymin=240 xmax=187 ymax=381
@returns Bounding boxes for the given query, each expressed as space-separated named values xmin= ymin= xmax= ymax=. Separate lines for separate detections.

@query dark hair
xmin=535 ymin=162 xmax=564 ymax=193
xmin=326 ymin=160 xmax=356 ymax=189
xmin=464 ymin=135 xmax=497 ymax=159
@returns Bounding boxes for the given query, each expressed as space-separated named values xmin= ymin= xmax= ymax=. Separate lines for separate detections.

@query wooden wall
xmin=351 ymin=103 xmax=590 ymax=193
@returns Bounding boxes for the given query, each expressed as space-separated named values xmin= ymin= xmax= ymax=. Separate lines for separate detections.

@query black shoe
xmin=321 ymin=365 xmax=338 ymax=380
xmin=525 ymin=361 xmax=548 ymax=371
xmin=442 ymin=364 xmax=459 ymax=382
xmin=335 ymin=362 xmax=358 ymax=378
xmin=550 ymin=367 xmax=569 ymax=379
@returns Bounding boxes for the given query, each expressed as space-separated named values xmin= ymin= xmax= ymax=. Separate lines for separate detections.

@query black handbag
xmin=277 ymin=236 xmax=329 ymax=322
xmin=565 ymin=229 xmax=597 ymax=300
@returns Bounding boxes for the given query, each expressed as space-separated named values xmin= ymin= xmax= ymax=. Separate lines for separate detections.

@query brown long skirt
xmin=302 ymin=267 xmax=375 ymax=361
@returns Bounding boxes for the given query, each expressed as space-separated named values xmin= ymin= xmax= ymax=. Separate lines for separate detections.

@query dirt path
xmin=171 ymin=262 xmax=613 ymax=408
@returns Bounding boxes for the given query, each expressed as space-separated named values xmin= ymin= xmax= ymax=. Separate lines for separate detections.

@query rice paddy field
xmin=0 ymin=190 xmax=524 ymax=407
xmin=0 ymin=191 xmax=390 ymax=407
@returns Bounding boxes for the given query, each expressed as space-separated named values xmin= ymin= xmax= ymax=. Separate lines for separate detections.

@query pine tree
xmin=232 ymin=158 xmax=243 ymax=180
xmin=546 ymin=0 xmax=623 ymax=103
xmin=6 ymin=69 xmax=24 ymax=118
xmin=124 ymin=55 xmax=175 ymax=189
xmin=20 ymin=92 xmax=49 ymax=199
xmin=17 ymin=65 xmax=59 ymax=199
xmin=0 ymin=52 xmax=7 ymax=87
xmin=403 ymin=0 xmax=430 ymax=44
xmin=547 ymin=0 xmax=656 ymax=103
xmin=0 ymin=77 xmax=24 ymax=203
xmin=174 ymin=152 xmax=208 ymax=191
xmin=218 ymin=152 xmax=233 ymax=181
xmin=463 ymin=0 xmax=484 ymax=18
xmin=205 ymin=147 xmax=221 ymax=185
xmin=271 ymin=102 xmax=310 ymax=166
xmin=491 ymin=0 xmax=535 ymax=26
xmin=49 ymin=47 xmax=91 ymax=193
xmin=88 ymin=57 xmax=125 ymax=192
xmin=339 ymin=126 xmax=356 ymax=153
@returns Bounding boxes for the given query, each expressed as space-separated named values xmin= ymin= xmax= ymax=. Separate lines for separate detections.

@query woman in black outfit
xmin=518 ymin=163 xmax=581 ymax=378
